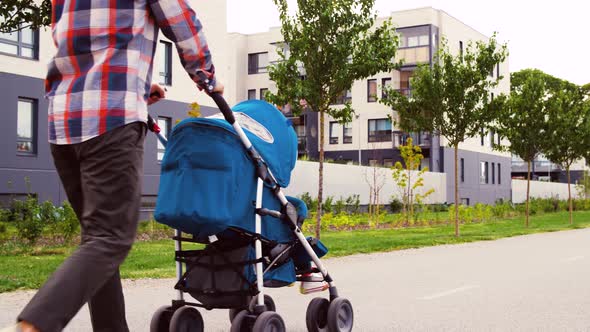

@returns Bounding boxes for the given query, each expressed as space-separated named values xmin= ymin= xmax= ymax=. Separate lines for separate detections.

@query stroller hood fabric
xmin=201 ymin=99 xmax=297 ymax=187
xmin=154 ymin=100 xmax=298 ymax=240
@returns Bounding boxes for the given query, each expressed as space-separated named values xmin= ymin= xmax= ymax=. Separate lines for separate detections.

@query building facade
xmin=7 ymin=5 xmax=581 ymax=208
xmin=229 ymin=7 xmax=512 ymax=205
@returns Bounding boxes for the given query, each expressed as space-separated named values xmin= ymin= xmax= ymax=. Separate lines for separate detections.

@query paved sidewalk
xmin=1 ymin=228 xmax=590 ymax=331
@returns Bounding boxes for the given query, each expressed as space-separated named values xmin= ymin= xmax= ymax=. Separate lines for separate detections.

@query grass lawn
xmin=1 ymin=211 xmax=589 ymax=293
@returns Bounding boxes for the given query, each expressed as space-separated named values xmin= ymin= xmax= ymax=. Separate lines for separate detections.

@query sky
xmin=226 ymin=0 xmax=589 ymax=86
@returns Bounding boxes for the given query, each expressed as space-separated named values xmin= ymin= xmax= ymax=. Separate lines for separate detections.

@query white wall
xmin=283 ymin=161 xmax=447 ymax=204
xmin=512 ymin=179 xmax=582 ymax=203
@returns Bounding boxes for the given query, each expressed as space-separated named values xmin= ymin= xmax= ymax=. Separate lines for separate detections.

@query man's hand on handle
xmin=148 ymin=84 xmax=166 ymax=105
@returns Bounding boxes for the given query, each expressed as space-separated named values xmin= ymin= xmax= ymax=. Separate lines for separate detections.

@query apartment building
xmin=0 ymin=1 xmax=230 ymax=212
xmin=229 ymin=7 xmax=512 ymax=205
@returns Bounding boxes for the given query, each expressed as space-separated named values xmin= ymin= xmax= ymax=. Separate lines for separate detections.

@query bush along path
xmin=1 ymin=210 xmax=589 ymax=293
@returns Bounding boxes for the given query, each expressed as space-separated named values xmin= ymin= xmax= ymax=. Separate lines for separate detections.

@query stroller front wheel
xmin=252 ymin=311 xmax=286 ymax=332
xmin=305 ymin=297 xmax=330 ymax=332
xmin=169 ymin=306 xmax=204 ymax=332
xmin=327 ymin=298 xmax=354 ymax=332
xmin=150 ymin=305 xmax=174 ymax=332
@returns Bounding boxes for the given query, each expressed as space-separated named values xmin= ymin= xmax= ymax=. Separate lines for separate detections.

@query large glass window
xmin=367 ymin=79 xmax=377 ymax=102
xmin=460 ymin=158 xmax=465 ymax=183
xmin=382 ymin=78 xmax=392 ymax=99
xmin=159 ymin=41 xmax=172 ymax=85
xmin=396 ymin=25 xmax=431 ymax=65
xmin=0 ymin=26 xmax=37 ymax=59
xmin=329 ymin=121 xmax=340 ymax=144
xmin=260 ymin=88 xmax=268 ymax=101
xmin=480 ymin=161 xmax=489 ymax=184
xmin=368 ymin=119 xmax=392 ymax=142
xmin=17 ymin=98 xmax=37 ymax=154
xmin=248 ymin=52 xmax=269 ymax=74
xmin=247 ymin=89 xmax=256 ymax=100
xmin=343 ymin=122 xmax=353 ymax=144
xmin=157 ymin=117 xmax=171 ymax=161
xmin=333 ymin=90 xmax=352 ymax=105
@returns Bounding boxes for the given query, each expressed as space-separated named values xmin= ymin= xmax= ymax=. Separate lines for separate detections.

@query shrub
xmin=55 ymin=202 xmax=79 ymax=243
xmin=333 ymin=197 xmax=346 ymax=215
xmin=322 ymin=196 xmax=334 ymax=214
xmin=459 ymin=205 xmax=474 ymax=223
xmin=430 ymin=204 xmax=449 ymax=213
xmin=13 ymin=196 xmax=44 ymax=244
xmin=389 ymin=197 xmax=403 ymax=213
xmin=0 ymin=209 xmax=11 ymax=223
xmin=299 ymin=192 xmax=318 ymax=212
xmin=345 ymin=195 xmax=360 ymax=214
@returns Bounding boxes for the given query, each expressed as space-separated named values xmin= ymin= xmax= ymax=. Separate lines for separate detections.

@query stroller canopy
xmin=200 ymin=99 xmax=297 ymax=187
xmin=155 ymin=100 xmax=299 ymax=240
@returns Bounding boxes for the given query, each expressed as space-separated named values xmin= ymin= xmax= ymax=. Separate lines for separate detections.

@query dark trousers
xmin=18 ymin=122 xmax=146 ymax=332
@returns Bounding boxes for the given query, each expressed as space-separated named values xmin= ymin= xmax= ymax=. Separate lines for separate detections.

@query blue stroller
xmin=147 ymin=83 xmax=354 ymax=332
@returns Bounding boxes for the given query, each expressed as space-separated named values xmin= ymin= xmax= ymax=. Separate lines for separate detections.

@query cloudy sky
xmin=227 ymin=0 xmax=588 ymax=86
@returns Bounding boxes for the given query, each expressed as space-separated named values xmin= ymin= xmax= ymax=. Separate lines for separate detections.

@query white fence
xmin=512 ymin=179 xmax=581 ymax=203
xmin=283 ymin=161 xmax=447 ymax=204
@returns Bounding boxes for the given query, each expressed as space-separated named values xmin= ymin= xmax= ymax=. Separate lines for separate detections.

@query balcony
xmin=392 ymin=131 xmax=431 ymax=148
xmin=511 ymin=159 xmax=561 ymax=173
xmin=396 ymin=46 xmax=430 ymax=66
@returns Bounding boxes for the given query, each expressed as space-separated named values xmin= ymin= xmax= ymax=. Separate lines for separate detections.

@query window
xmin=461 ymin=198 xmax=470 ymax=206
xmin=459 ymin=41 xmax=463 ymax=58
xmin=490 ymin=129 xmax=495 ymax=147
xmin=492 ymin=162 xmax=495 ymax=184
xmin=159 ymin=41 xmax=172 ymax=85
xmin=368 ymin=119 xmax=392 ymax=142
xmin=383 ymin=159 xmax=393 ymax=167
xmin=368 ymin=159 xmax=378 ymax=167
xmin=294 ymin=124 xmax=305 ymax=137
xmin=498 ymin=163 xmax=501 ymax=185
xmin=343 ymin=123 xmax=353 ymax=144
xmin=333 ymin=90 xmax=352 ymax=105
xmin=460 ymin=158 xmax=465 ymax=183
xmin=367 ymin=79 xmax=377 ymax=102
xmin=17 ymin=98 xmax=37 ymax=154
xmin=260 ymin=88 xmax=268 ymax=101
xmin=248 ymin=52 xmax=269 ymax=74
xmin=329 ymin=122 xmax=340 ymax=144
xmin=0 ymin=26 xmax=38 ymax=59
xmin=382 ymin=78 xmax=392 ymax=99
xmin=480 ymin=161 xmax=489 ymax=184
xmin=496 ymin=63 xmax=500 ymax=78
xmin=157 ymin=117 xmax=171 ymax=161
xmin=497 ymin=134 xmax=501 ymax=146
xmin=247 ymin=89 xmax=256 ymax=100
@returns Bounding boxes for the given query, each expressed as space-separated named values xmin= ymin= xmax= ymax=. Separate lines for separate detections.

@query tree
xmin=543 ymin=82 xmax=590 ymax=224
xmin=267 ymin=0 xmax=400 ymax=239
xmin=491 ymin=69 xmax=552 ymax=228
xmin=0 ymin=0 xmax=51 ymax=33
xmin=364 ymin=146 xmax=387 ymax=227
xmin=380 ymin=36 xmax=507 ymax=237
xmin=391 ymin=138 xmax=434 ymax=224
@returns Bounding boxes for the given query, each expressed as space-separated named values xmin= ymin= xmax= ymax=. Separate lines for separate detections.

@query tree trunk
xmin=567 ymin=166 xmax=572 ymax=225
xmin=454 ymin=145 xmax=460 ymax=237
xmin=316 ymin=109 xmax=325 ymax=239
xmin=526 ymin=160 xmax=531 ymax=228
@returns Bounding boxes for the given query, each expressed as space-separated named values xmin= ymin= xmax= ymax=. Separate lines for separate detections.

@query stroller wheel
xmin=150 ymin=305 xmax=174 ymax=332
xmin=305 ymin=297 xmax=329 ymax=332
xmin=252 ymin=311 xmax=286 ymax=332
xmin=327 ymin=298 xmax=354 ymax=332
xmin=169 ymin=306 xmax=204 ymax=332
xmin=249 ymin=294 xmax=277 ymax=313
xmin=230 ymin=310 xmax=252 ymax=332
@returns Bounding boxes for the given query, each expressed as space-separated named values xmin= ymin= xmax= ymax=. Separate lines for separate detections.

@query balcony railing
xmin=511 ymin=159 xmax=561 ymax=173
xmin=392 ymin=131 xmax=431 ymax=148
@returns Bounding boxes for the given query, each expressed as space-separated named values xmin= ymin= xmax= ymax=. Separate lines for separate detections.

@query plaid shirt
xmin=46 ymin=0 xmax=215 ymax=144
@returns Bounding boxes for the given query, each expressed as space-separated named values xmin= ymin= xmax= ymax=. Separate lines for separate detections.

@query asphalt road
xmin=1 ymin=228 xmax=590 ymax=331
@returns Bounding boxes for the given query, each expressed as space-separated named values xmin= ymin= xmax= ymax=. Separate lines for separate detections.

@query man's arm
xmin=148 ymin=0 xmax=217 ymax=88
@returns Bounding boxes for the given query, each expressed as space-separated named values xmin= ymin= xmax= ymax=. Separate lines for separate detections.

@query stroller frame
xmin=149 ymin=73 xmax=352 ymax=331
